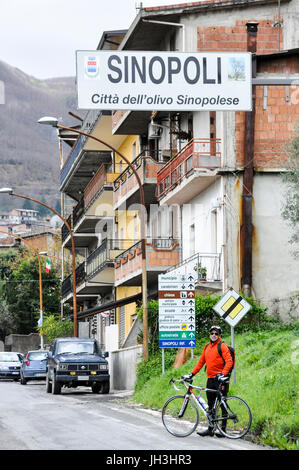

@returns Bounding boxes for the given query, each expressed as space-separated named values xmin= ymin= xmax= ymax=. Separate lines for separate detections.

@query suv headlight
xmin=100 ymin=364 xmax=108 ymax=370
xmin=58 ymin=364 xmax=68 ymax=371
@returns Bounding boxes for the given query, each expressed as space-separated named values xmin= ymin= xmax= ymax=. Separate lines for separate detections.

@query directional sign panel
xmin=158 ymin=273 xmax=196 ymax=348
xmin=159 ymin=331 xmax=196 ymax=340
xmin=212 ymin=287 xmax=252 ymax=327
xmin=159 ymin=339 xmax=196 ymax=348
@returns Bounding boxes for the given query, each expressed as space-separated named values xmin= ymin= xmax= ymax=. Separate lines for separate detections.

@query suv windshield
xmin=0 ymin=353 xmax=21 ymax=362
xmin=56 ymin=341 xmax=96 ymax=355
xmin=28 ymin=351 xmax=48 ymax=361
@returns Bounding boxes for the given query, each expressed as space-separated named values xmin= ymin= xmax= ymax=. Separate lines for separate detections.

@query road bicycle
xmin=162 ymin=376 xmax=252 ymax=439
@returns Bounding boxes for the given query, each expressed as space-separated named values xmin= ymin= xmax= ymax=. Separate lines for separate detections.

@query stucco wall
xmin=108 ymin=345 xmax=143 ymax=390
xmin=5 ymin=333 xmax=40 ymax=355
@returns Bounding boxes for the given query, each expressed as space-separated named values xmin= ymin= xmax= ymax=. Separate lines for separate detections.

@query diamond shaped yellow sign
xmin=212 ymin=287 xmax=251 ymax=327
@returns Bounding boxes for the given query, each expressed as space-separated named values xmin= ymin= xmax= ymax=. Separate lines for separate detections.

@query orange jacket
xmin=192 ymin=338 xmax=233 ymax=378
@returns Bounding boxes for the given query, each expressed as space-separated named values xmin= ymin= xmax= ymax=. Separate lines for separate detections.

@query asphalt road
xmin=0 ymin=379 xmax=267 ymax=451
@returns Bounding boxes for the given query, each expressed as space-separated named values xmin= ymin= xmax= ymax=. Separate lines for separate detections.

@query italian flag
xmin=45 ymin=258 xmax=52 ymax=274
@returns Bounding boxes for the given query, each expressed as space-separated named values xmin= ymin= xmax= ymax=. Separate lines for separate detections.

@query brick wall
xmin=198 ymin=19 xmax=299 ymax=169
xmin=198 ymin=19 xmax=283 ymax=55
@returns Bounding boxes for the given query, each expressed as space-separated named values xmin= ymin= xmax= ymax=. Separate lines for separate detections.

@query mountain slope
xmin=0 ymin=60 xmax=77 ymax=212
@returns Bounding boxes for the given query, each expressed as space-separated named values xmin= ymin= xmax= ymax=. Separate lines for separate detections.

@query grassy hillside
xmin=132 ymin=327 xmax=298 ymax=450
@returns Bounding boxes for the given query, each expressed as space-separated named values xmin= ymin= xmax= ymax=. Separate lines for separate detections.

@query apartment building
xmin=60 ymin=28 xmax=180 ymax=349
xmin=60 ymin=0 xmax=298 ymax=354
xmin=111 ymin=0 xmax=299 ymax=319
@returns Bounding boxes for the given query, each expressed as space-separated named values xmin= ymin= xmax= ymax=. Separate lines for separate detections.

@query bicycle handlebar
xmin=169 ymin=376 xmax=229 ymax=392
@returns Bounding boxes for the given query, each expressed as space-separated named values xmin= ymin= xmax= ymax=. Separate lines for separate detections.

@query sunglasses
xmin=210 ymin=332 xmax=220 ymax=336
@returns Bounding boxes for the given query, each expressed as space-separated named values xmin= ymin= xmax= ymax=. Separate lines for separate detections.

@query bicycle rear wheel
xmin=215 ymin=396 xmax=252 ymax=439
xmin=162 ymin=394 xmax=199 ymax=437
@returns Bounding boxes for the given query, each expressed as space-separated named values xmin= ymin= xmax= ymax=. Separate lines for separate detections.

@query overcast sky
xmin=0 ymin=0 xmax=189 ymax=79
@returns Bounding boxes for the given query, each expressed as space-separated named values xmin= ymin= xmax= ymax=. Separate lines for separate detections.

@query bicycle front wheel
xmin=162 ymin=395 xmax=199 ymax=437
xmin=215 ymin=396 xmax=252 ymax=439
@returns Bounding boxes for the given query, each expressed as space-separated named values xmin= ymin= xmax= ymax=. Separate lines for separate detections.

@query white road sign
xmin=158 ymin=272 xmax=196 ymax=348
xmin=212 ymin=287 xmax=252 ymax=327
xmin=76 ymin=51 xmax=252 ymax=111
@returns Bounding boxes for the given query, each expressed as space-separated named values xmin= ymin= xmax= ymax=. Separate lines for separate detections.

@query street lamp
xmin=38 ymin=116 xmax=149 ymax=361
xmin=0 ymin=188 xmax=78 ymax=337
xmin=0 ymin=230 xmax=44 ymax=348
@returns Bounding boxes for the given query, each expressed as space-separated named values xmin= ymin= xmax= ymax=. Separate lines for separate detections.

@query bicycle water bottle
xmin=197 ymin=395 xmax=209 ymax=411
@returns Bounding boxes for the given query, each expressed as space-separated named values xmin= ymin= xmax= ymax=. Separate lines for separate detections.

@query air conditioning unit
xmin=148 ymin=122 xmax=161 ymax=139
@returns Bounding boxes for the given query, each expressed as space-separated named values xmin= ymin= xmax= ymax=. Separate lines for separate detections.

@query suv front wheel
xmin=46 ymin=372 xmax=52 ymax=393
xmin=100 ymin=381 xmax=110 ymax=394
xmin=51 ymin=372 xmax=61 ymax=395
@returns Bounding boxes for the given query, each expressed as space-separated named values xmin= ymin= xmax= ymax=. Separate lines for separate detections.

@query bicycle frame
xmin=164 ymin=377 xmax=252 ymax=439
xmin=172 ymin=378 xmax=228 ymax=427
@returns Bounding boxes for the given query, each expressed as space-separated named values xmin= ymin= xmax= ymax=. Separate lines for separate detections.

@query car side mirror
xmin=104 ymin=351 xmax=109 ymax=358
xmin=47 ymin=352 xmax=53 ymax=359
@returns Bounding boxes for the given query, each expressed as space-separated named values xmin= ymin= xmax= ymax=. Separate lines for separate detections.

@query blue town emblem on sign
xmin=85 ymin=56 xmax=99 ymax=78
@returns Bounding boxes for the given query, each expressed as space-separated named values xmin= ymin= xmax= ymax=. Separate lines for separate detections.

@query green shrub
xmin=38 ymin=314 xmax=73 ymax=344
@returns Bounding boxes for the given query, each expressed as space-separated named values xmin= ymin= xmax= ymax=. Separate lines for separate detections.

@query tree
xmin=281 ymin=124 xmax=299 ymax=258
xmin=38 ymin=314 xmax=73 ymax=344
xmin=22 ymin=198 xmax=34 ymax=211
xmin=2 ymin=252 xmax=61 ymax=335
xmin=0 ymin=298 xmax=17 ymax=342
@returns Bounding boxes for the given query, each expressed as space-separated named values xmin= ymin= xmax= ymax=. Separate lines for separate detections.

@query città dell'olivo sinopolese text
xmin=91 ymin=92 xmax=241 ymax=108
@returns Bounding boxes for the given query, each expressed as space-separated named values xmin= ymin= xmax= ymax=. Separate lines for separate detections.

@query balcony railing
xmin=113 ymin=150 xmax=163 ymax=192
xmin=60 ymin=110 xmax=103 ymax=186
xmin=167 ymin=252 xmax=222 ymax=283
xmin=157 ymin=138 xmax=221 ymax=201
xmin=86 ymin=239 xmax=134 ymax=278
xmin=62 ymin=261 xmax=86 ymax=298
xmin=113 ymin=238 xmax=179 ymax=267
xmin=61 ymin=164 xmax=119 ymax=243
xmin=61 ymin=213 xmax=72 ymax=243
xmin=114 ymin=240 xmax=142 ymax=265
xmin=84 ymin=163 xmax=118 ymax=209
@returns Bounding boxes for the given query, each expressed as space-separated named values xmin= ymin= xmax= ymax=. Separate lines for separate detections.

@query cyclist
xmin=184 ymin=325 xmax=233 ymax=437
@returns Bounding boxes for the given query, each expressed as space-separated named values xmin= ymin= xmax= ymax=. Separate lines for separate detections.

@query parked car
xmin=20 ymin=350 xmax=49 ymax=384
xmin=0 ymin=352 xmax=24 ymax=381
xmin=46 ymin=337 xmax=109 ymax=395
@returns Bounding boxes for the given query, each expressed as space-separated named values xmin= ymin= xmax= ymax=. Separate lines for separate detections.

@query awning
xmin=76 ymin=293 xmax=142 ymax=320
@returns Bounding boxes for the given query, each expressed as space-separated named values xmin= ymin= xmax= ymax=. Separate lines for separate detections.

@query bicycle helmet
xmin=209 ymin=325 xmax=222 ymax=334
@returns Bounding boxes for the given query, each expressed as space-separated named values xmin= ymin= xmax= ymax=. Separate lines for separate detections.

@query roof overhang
xmin=76 ymin=292 xmax=142 ymax=320
xmin=119 ymin=0 xmax=289 ymax=51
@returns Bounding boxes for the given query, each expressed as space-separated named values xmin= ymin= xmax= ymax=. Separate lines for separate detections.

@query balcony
xmin=113 ymin=238 xmax=180 ymax=287
xmin=60 ymin=111 xmax=126 ymax=200
xmin=157 ymin=138 xmax=221 ymax=205
xmin=86 ymin=238 xmax=133 ymax=283
xmin=113 ymin=152 xmax=165 ymax=209
xmin=62 ymin=261 xmax=86 ymax=300
xmin=166 ymin=252 xmax=223 ymax=293
xmin=61 ymin=239 xmax=134 ymax=303
xmin=62 ymin=163 xmax=119 ymax=249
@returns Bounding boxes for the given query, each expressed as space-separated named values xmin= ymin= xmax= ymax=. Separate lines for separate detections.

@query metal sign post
xmin=231 ymin=325 xmax=236 ymax=384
